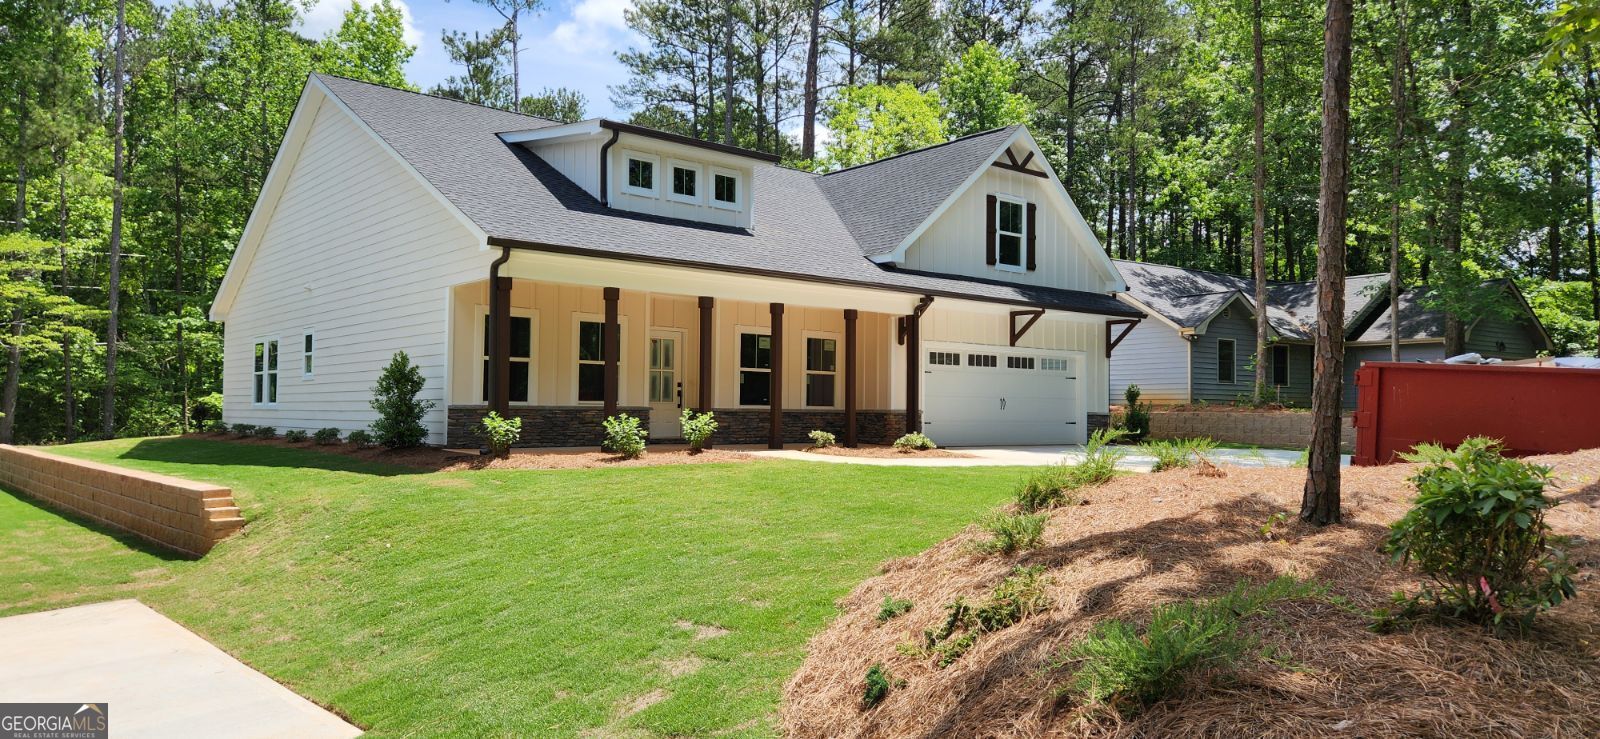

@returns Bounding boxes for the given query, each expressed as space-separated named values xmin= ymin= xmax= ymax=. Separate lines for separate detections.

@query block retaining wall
xmin=0 ymin=444 xmax=244 ymax=557
xmin=1148 ymin=410 xmax=1355 ymax=452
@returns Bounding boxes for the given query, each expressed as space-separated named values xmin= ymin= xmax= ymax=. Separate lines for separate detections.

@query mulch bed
xmin=783 ymin=449 xmax=1600 ymax=738
xmin=183 ymin=433 xmax=753 ymax=472
xmin=804 ymin=445 xmax=973 ymax=459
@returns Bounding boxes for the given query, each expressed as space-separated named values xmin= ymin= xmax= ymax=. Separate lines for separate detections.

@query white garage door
xmin=922 ymin=345 xmax=1084 ymax=446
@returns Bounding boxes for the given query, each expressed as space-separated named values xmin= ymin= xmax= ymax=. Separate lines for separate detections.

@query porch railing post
xmin=769 ymin=302 xmax=784 ymax=449
xmin=603 ymin=287 xmax=620 ymax=418
xmin=844 ymin=309 xmax=858 ymax=447
xmin=698 ymin=296 xmax=714 ymax=450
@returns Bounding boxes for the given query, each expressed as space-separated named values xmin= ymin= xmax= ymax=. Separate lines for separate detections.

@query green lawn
xmin=0 ymin=438 xmax=1024 ymax=737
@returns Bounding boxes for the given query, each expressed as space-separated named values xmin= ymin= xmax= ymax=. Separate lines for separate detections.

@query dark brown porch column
xmin=490 ymin=275 xmax=512 ymax=416
xmin=844 ymin=309 xmax=858 ymax=447
xmin=603 ymin=287 xmax=620 ymax=417
xmin=697 ymin=297 xmax=714 ymax=413
xmin=769 ymin=302 xmax=784 ymax=449
xmin=905 ymin=308 xmax=922 ymax=434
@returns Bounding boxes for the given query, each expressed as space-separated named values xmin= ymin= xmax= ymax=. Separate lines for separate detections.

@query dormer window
xmin=622 ymin=152 xmax=658 ymax=197
xmin=712 ymin=168 xmax=740 ymax=208
xmin=995 ymin=196 xmax=1026 ymax=271
xmin=668 ymin=160 xmax=701 ymax=204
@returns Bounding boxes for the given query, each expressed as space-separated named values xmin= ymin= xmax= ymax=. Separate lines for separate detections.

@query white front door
xmin=648 ymin=330 xmax=683 ymax=439
xmin=922 ymin=345 xmax=1084 ymax=446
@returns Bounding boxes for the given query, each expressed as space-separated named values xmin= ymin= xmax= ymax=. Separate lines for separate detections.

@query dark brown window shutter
xmin=1025 ymin=202 xmax=1038 ymax=271
xmin=985 ymin=194 xmax=997 ymax=266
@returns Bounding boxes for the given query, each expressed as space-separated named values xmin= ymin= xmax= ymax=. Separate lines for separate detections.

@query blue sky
xmin=297 ymin=0 xmax=638 ymax=118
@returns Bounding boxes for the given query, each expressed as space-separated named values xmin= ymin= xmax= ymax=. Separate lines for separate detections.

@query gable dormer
xmin=500 ymin=120 xmax=776 ymax=230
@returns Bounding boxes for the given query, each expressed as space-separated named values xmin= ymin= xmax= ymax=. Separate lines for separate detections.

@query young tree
xmin=1302 ymin=0 xmax=1353 ymax=526
xmin=103 ymin=0 xmax=128 ymax=438
xmin=520 ymin=87 xmax=587 ymax=122
xmin=822 ymin=83 xmax=945 ymax=168
xmin=940 ymin=41 xmax=1030 ymax=137
xmin=1 ymin=234 xmax=96 ymax=443
xmin=431 ymin=27 xmax=513 ymax=107
xmin=457 ymin=0 xmax=544 ymax=102
xmin=314 ymin=0 xmax=417 ymax=89
xmin=370 ymin=350 xmax=434 ymax=448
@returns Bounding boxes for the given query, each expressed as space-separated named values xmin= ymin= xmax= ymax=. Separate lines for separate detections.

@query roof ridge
xmin=312 ymin=73 xmax=564 ymax=126
xmin=820 ymin=125 xmax=1019 ymax=176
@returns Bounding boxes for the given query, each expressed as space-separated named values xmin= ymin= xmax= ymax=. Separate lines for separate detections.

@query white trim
xmin=709 ymin=166 xmax=742 ymax=210
xmin=992 ymin=193 xmax=1028 ymax=273
xmin=1217 ymin=338 xmax=1238 ymax=385
xmin=497 ymin=119 xmax=604 ymax=144
xmin=252 ymin=337 xmax=281 ymax=407
xmin=573 ymin=313 xmax=628 ymax=405
xmin=646 ymin=327 xmax=686 ymax=408
xmin=475 ymin=305 xmax=540 ymax=405
xmin=1114 ymin=293 xmax=1184 ymax=333
xmin=734 ymin=324 xmax=773 ymax=408
xmin=665 ymin=159 xmax=703 ymax=205
xmin=619 ymin=150 xmax=660 ymax=199
xmin=301 ymin=330 xmax=315 ymax=379
xmin=801 ymin=330 xmax=842 ymax=409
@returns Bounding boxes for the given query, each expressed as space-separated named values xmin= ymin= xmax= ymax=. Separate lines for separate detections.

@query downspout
xmin=487 ymin=244 xmax=512 ymax=418
xmin=598 ymin=127 xmax=621 ymax=207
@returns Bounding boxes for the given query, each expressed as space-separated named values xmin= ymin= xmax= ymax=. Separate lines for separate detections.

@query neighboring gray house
xmin=1110 ymin=261 xmax=1553 ymax=409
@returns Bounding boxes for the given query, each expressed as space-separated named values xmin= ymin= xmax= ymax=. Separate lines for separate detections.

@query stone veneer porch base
xmin=447 ymin=405 xmax=907 ymax=448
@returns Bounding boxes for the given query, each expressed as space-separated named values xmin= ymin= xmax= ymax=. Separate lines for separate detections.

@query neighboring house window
xmin=253 ymin=339 xmax=278 ymax=405
xmin=578 ymin=321 xmax=606 ymax=402
xmin=668 ymin=160 xmax=700 ymax=204
xmin=711 ymin=169 xmax=740 ymax=208
xmin=1218 ymin=339 xmax=1236 ymax=384
xmin=622 ymin=153 xmax=658 ymax=197
xmin=805 ymin=336 xmax=837 ymax=407
xmin=481 ymin=314 xmax=534 ymax=403
xmin=302 ymin=333 xmax=314 ymax=378
xmin=994 ymin=197 xmax=1026 ymax=271
xmin=738 ymin=332 xmax=772 ymax=406
xmin=1272 ymin=344 xmax=1290 ymax=387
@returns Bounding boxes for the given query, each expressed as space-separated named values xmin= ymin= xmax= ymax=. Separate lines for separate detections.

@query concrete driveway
xmin=0 ymin=600 xmax=361 ymax=738
xmin=750 ymin=444 xmax=1350 ymax=471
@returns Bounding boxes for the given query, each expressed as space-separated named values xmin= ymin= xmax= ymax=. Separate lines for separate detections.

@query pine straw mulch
xmin=805 ymin=445 xmax=974 ymax=459
xmin=183 ymin=433 xmax=753 ymax=471
xmin=783 ymin=449 xmax=1600 ymax=739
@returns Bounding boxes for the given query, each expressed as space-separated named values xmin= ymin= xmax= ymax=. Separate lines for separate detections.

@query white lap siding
xmin=1107 ymin=320 xmax=1191 ymax=406
xmin=221 ymin=99 xmax=488 ymax=444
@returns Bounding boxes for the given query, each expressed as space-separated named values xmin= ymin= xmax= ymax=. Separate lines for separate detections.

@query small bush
xmin=480 ymin=412 xmax=522 ymax=458
xmin=346 ymin=429 xmax=374 ymax=448
xmin=971 ymin=566 xmax=1050 ymax=631
xmin=893 ymin=432 xmax=936 ymax=451
xmin=932 ymin=632 xmax=978 ymax=668
xmin=602 ymin=413 xmax=648 ymax=459
xmin=680 ymin=410 xmax=717 ymax=451
xmin=370 ymin=351 xmax=434 ymax=449
xmin=313 ymin=428 xmax=341 ymax=445
xmin=808 ymin=430 xmax=837 ymax=448
xmin=230 ymin=423 xmax=257 ymax=438
xmin=974 ymin=511 xmax=1047 ymax=555
xmin=1073 ymin=428 xmax=1127 ymax=486
xmin=1015 ymin=464 xmax=1078 ymax=513
xmin=1384 ymin=437 xmax=1577 ymax=633
xmin=1121 ymin=385 xmax=1151 ymax=441
xmin=1058 ymin=576 xmax=1322 ymax=713
xmin=252 ymin=426 xmax=277 ymax=440
xmin=862 ymin=664 xmax=894 ymax=708
xmin=1139 ymin=437 xmax=1217 ymax=472
xmin=283 ymin=429 xmax=308 ymax=443
xmin=876 ymin=595 xmax=914 ymax=624
xmin=207 ymin=420 xmax=230 ymax=434
xmin=194 ymin=392 xmax=224 ymax=426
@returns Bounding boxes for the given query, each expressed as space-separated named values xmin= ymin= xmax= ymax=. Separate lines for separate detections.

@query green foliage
xmin=369 ymin=352 xmax=434 ymax=449
xmin=1014 ymin=464 xmax=1078 ymax=512
xmin=932 ymin=631 xmax=978 ymax=667
xmin=1074 ymin=428 xmax=1128 ymax=486
xmin=823 ymin=84 xmax=947 ymax=169
xmin=973 ymin=511 xmax=1046 ymax=554
xmin=602 ymin=413 xmax=648 ymax=459
xmin=940 ymin=41 xmax=1031 ymax=137
xmin=313 ymin=0 xmax=417 ymax=89
xmin=313 ymin=428 xmax=342 ymax=445
xmin=1259 ymin=511 xmax=1289 ymax=541
xmin=207 ymin=421 xmax=229 ymax=434
xmin=1139 ymin=437 xmax=1219 ymax=472
xmin=252 ymin=426 xmax=277 ymax=440
xmin=231 ymin=424 xmax=257 ymax=438
xmin=679 ymin=410 xmax=717 ymax=451
xmin=893 ymin=432 xmax=937 ymax=451
xmin=480 ymin=412 xmax=522 ymax=458
xmin=922 ymin=566 xmax=1052 ymax=667
xmin=283 ymin=429 xmax=308 ymax=443
xmin=520 ymin=87 xmax=588 ymax=122
xmin=1120 ymin=385 xmax=1151 ymax=441
xmin=194 ymin=394 xmax=224 ymax=425
xmin=345 ymin=429 xmax=374 ymax=448
xmin=862 ymin=663 xmax=894 ymax=708
xmin=876 ymin=595 xmax=914 ymax=623
xmin=1522 ymin=279 xmax=1597 ymax=356
xmin=429 ymin=26 xmax=513 ymax=107
xmin=808 ymin=430 xmax=837 ymax=448
xmin=1384 ymin=438 xmax=1577 ymax=632
xmin=1057 ymin=577 xmax=1324 ymax=713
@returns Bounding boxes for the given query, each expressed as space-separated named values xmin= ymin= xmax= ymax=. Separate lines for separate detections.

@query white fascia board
xmin=1115 ymin=293 xmax=1186 ymax=333
xmin=497 ymin=119 xmax=604 ymax=144
xmin=874 ymin=128 xmax=1020 ymax=267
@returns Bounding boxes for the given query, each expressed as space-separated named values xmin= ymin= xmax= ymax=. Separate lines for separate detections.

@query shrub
xmin=346 ymin=429 xmax=374 ymax=448
xmin=194 ymin=392 xmax=224 ymax=426
xmin=1015 ymin=464 xmax=1078 ymax=513
xmin=230 ymin=423 xmax=257 ymax=438
xmin=862 ymin=664 xmax=894 ymax=708
xmin=808 ymin=430 xmax=837 ymax=449
xmin=893 ymin=432 xmax=936 ymax=451
xmin=876 ymin=595 xmax=914 ymax=624
xmin=974 ymin=511 xmax=1046 ymax=554
xmin=1072 ymin=428 xmax=1127 ymax=486
xmin=1383 ymin=437 xmax=1577 ymax=632
xmin=207 ymin=420 xmax=229 ymax=434
xmin=602 ymin=413 xmax=648 ymax=459
xmin=252 ymin=426 xmax=277 ymax=440
xmin=1058 ymin=576 xmax=1322 ymax=713
xmin=313 ymin=428 xmax=341 ymax=445
xmin=971 ymin=566 xmax=1050 ymax=631
xmin=480 ymin=412 xmax=522 ymax=458
xmin=370 ymin=351 xmax=434 ymax=449
xmin=1139 ymin=437 xmax=1217 ymax=472
xmin=932 ymin=632 xmax=978 ymax=668
xmin=283 ymin=429 xmax=308 ymax=443
xmin=680 ymin=410 xmax=717 ymax=451
xmin=1121 ymin=385 xmax=1151 ymax=441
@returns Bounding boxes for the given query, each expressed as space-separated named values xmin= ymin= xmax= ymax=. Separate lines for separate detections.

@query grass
xmin=0 ymin=437 xmax=1024 ymax=737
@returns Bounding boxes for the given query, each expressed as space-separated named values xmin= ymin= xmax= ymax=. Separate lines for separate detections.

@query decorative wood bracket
xmin=992 ymin=148 xmax=1047 ymax=178
xmin=1106 ymin=319 xmax=1140 ymax=358
xmin=897 ymin=295 xmax=936 ymax=345
xmin=1009 ymin=309 xmax=1045 ymax=346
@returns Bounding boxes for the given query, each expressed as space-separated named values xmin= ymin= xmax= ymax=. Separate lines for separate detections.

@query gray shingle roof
xmin=1350 ymin=285 xmax=1444 ymax=343
xmin=1116 ymin=260 xmax=1398 ymax=341
xmin=315 ymin=76 xmax=1137 ymax=317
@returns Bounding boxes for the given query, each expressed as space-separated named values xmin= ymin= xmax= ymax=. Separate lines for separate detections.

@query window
xmin=481 ymin=313 xmax=534 ymax=403
xmin=713 ymin=171 xmax=739 ymax=207
xmin=805 ymin=337 xmax=837 ymax=407
xmin=1271 ymin=344 xmax=1290 ymax=387
xmin=738 ymin=332 xmax=772 ymax=406
xmin=1040 ymin=357 xmax=1071 ymax=372
xmin=967 ymin=353 xmax=997 ymax=367
xmin=994 ymin=197 xmax=1026 ymax=271
xmin=667 ymin=160 xmax=701 ymax=204
xmin=1007 ymin=356 xmax=1035 ymax=370
xmin=1218 ymin=339 xmax=1236 ymax=384
xmin=622 ymin=152 xmax=658 ymax=197
xmin=578 ymin=321 xmax=606 ymax=402
xmin=253 ymin=339 xmax=278 ymax=405
xmin=302 ymin=333 xmax=314 ymax=378
xmin=928 ymin=351 xmax=961 ymax=366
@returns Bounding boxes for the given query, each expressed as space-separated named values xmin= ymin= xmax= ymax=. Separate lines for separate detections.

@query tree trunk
xmin=510 ymin=11 xmax=520 ymax=104
xmin=1302 ymin=0 xmax=1353 ymax=527
xmin=1440 ymin=0 xmax=1471 ymax=357
xmin=1389 ymin=0 xmax=1407 ymax=362
xmin=103 ymin=0 xmax=127 ymax=438
xmin=1252 ymin=0 xmax=1269 ymax=403
xmin=58 ymin=162 xmax=75 ymax=442
xmin=801 ymin=0 xmax=822 ymax=161
xmin=722 ymin=4 xmax=735 ymax=145
xmin=1590 ymin=143 xmax=1599 ymax=350
xmin=1549 ymin=158 xmax=1565 ymax=281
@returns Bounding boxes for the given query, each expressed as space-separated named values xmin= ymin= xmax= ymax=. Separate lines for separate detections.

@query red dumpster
xmin=1352 ymin=361 xmax=1600 ymax=465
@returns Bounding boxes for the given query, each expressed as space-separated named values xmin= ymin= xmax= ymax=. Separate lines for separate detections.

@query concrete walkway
xmin=749 ymin=444 xmax=1351 ymax=472
xmin=0 ymin=600 xmax=361 ymax=738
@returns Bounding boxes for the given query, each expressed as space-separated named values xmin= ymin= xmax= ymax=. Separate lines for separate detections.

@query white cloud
xmin=549 ymin=0 xmax=634 ymax=55
xmin=299 ymin=0 xmax=424 ymax=48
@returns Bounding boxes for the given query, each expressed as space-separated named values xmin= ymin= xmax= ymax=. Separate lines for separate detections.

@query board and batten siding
xmin=222 ymin=99 xmax=489 ymax=444
xmin=1107 ymin=320 xmax=1190 ymax=405
xmin=922 ymin=308 xmax=1110 ymax=414
xmin=897 ymin=165 xmax=1115 ymax=294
